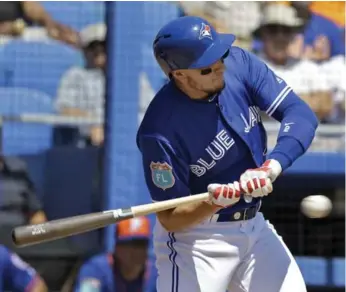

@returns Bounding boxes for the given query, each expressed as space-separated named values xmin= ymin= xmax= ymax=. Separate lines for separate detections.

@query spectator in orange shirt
xmin=309 ymin=1 xmax=345 ymax=27
xmin=257 ymin=2 xmax=345 ymax=62
xmin=74 ymin=217 xmax=156 ymax=292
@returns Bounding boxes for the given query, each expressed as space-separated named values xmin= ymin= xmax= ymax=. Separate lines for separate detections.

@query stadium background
xmin=0 ymin=1 xmax=344 ymax=291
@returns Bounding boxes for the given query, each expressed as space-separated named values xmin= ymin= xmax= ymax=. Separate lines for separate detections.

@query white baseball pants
xmin=154 ymin=212 xmax=306 ymax=292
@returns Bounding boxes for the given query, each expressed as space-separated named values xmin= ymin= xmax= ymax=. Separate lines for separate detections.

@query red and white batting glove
xmin=239 ymin=159 xmax=282 ymax=198
xmin=207 ymin=181 xmax=242 ymax=208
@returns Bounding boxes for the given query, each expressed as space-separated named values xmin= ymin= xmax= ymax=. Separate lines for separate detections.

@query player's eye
xmin=200 ymin=68 xmax=212 ymax=75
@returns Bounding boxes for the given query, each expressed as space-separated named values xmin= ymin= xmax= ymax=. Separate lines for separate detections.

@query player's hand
xmin=207 ymin=182 xmax=242 ymax=208
xmin=239 ymin=159 xmax=282 ymax=198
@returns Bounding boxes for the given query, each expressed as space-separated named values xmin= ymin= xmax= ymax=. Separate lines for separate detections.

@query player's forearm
xmin=59 ymin=107 xmax=90 ymax=117
xmin=22 ymin=1 xmax=53 ymax=26
xmin=270 ymin=99 xmax=318 ymax=171
xmin=0 ymin=21 xmax=23 ymax=35
xmin=314 ymin=91 xmax=334 ymax=120
xmin=29 ymin=211 xmax=47 ymax=225
xmin=157 ymin=201 xmax=221 ymax=232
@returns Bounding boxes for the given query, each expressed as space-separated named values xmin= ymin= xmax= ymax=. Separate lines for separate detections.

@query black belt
xmin=217 ymin=202 xmax=261 ymax=222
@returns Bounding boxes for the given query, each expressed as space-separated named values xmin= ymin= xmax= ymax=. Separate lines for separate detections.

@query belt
xmin=216 ymin=202 xmax=261 ymax=223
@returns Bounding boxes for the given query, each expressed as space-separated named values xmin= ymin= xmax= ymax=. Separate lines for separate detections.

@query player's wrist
xmin=263 ymin=159 xmax=282 ymax=182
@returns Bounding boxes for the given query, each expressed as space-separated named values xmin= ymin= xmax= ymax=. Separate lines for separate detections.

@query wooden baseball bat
xmin=12 ymin=192 xmax=209 ymax=247
xmin=12 ymin=180 xmax=265 ymax=247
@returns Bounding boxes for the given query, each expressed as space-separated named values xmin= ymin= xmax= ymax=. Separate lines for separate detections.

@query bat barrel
xmin=12 ymin=212 xmax=118 ymax=247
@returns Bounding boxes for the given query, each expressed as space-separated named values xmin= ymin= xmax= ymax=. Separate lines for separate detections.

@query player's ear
xmin=172 ymin=70 xmax=186 ymax=81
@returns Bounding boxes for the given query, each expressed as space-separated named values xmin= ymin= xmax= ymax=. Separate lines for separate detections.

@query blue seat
xmin=332 ymin=258 xmax=345 ymax=287
xmin=40 ymin=1 xmax=105 ymax=31
xmin=0 ymin=46 xmax=6 ymax=87
xmin=2 ymin=40 xmax=83 ymax=97
xmin=295 ymin=256 xmax=328 ymax=286
xmin=0 ymin=88 xmax=54 ymax=155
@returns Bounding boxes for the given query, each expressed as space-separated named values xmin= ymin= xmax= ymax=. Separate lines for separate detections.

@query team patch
xmin=199 ymin=23 xmax=213 ymax=40
xmin=150 ymin=162 xmax=175 ymax=190
xmin=80 ymin=278 xmax=101 ymax=292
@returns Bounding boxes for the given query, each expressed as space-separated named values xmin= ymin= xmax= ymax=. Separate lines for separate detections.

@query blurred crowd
xmin=179 ymin=1 xmax=346 ymax=125
xmin=0 ymin=1 xmax=344 ymax=291
xmin=0 ymin=217 xmax=155 ymax=292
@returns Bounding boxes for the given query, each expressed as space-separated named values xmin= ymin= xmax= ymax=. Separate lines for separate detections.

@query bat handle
xmin=243 ymin=195 xmax=253 ymax=203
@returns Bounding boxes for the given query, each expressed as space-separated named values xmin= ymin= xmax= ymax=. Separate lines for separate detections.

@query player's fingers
xmin=233 ymin=181 xmax=241 ymax=198
xmin=265 ymin=178 xmax=273 ymax=194
xmin=246 ymin=180 xmax=254 ymax=193
xmin=207 ymin=183 xmax=220 ymax=194
xmin=240 ymin=180 xmax=248 ymax=194
xmin=207 ymin=183 xmax=221 ymax=202
xmin=252 ymin=177 xmax=258 ymax=189
xmin=222 ymin=185 xmax=230 ymax=198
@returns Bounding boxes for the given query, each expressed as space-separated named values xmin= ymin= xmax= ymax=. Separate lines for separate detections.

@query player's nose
xmin=215 ymin=63 xmax=226 ymax=76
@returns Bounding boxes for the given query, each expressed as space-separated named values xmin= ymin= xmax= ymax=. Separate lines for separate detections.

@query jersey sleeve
xmin=74 ymin=261 xmax=103 ymax=292
xmin=138 ymin=135 xmax=190 ymax=202
xmin=241 ymin=49 xmax=318 ymax=169
xmin=3 ymin=249 xmax=38 ymax=291
xmin=242 ymin=49 xmax=295 ymax=120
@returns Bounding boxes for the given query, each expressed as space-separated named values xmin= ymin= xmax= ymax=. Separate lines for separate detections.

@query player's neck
xmin=174 ymin=80 xmax=209 ymax=100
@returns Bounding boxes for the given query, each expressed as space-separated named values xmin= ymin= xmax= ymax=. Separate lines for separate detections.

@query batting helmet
xmin=153 ymin=16 xmax=236 ymax=77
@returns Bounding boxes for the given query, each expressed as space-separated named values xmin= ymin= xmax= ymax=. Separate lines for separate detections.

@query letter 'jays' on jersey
xmin=137 ymin=46 xmax=312 ymax=204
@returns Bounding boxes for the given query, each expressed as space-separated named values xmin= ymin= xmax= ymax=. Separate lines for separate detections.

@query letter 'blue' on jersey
xmin=137 ymin=47 xmax=318 ymax=215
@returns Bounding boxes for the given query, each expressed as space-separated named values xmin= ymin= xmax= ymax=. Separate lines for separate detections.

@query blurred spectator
xmin=0 ymin=1 xmax=78 ymax=46
xmin=177 ymin=1 xmax=261 ymax=49
xmin=320 ymin=55 xmax=346 ymax=123
xmin=74 ymin=217 xmax=156 ymax=292
xmin=253 ymin=4 xmax=333 ymax=121
xmin=56 ymin=23 xmax=106 ymax=146
xmin=177 ymin=1 xmax=230 ymax=33
xmin=0 ymin=155 xmax=47 ymax=227
xmin=289 ymin=1 xmax=345 ymax=61
xmin=309 ymin=1 xmax=345 ymax=28
xmin=0 ymin=244 xmax=48 ymax=291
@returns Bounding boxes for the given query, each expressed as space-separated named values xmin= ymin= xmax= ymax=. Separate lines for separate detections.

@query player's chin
xmin=214 ymin=80 xmax=225 ymax=92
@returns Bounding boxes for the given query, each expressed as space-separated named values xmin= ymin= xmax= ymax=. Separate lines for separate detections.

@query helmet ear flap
xmin=155 ymin=55 xmax=172 ymax=77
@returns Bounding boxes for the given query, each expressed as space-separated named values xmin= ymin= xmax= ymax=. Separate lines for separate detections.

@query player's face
xmin=173 ymin=57 xmax=226 ymax=99
xmin=115 ymin=240 xmax=148 ymax=268
xmin=84 ymin=41 xmax=106 ymax=70
xmin=261 ymin=25 xmax=295 ymax=64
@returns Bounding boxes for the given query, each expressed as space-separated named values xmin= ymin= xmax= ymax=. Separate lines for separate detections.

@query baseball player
xmin=74 ymin=217 xmax=156 ymax=292
xmin=0 ymin=245 xmax=47 ymax=291
xmin=137 ymin=16 xmax=318 ymax=292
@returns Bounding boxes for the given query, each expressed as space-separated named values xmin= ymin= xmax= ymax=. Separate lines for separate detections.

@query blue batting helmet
xmin=153 ymin=16 xmax=236 ymax=76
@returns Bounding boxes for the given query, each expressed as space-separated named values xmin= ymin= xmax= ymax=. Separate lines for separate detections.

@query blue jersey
xmin=137 ymin=47 xmax=318 ymax=213
xmin=74 ymin=253 xmax=156 ymax=292
xmin=304 ymin=13 xmax=345 ymax=57
xmin=0 ymin=245 xmax=38 ymax=291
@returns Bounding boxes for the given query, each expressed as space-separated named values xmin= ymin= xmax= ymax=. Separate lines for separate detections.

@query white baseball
xmin=300 ymin=195 xmax=332 ymax=218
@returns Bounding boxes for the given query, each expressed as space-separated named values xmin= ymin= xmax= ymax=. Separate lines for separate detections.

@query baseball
xmin=300 ymin=195 xmax=332 ymax=218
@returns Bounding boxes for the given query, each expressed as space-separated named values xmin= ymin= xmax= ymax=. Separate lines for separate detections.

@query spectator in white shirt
xmin=56 ymin=23 xmax=106 ymax=145
xmin=177 ymin=1 xmax=261 ymax=49
xmin=319 ymin=55 xmax=345 ymax=123
xmin=253 ymin=4 xmax=334 ymax=122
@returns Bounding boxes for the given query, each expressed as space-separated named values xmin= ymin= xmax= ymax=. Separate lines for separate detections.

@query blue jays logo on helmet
xmin=153 ymin=16 xmax=236 ymax=75
xmin=199 ymin=23 xmax=213 ymax=40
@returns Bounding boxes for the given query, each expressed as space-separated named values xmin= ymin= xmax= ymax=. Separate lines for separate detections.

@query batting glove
xmin=239 ymin=159 xmax=282 ymax=198
xmin=207 ymin=181 xmax=242 ymax=208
